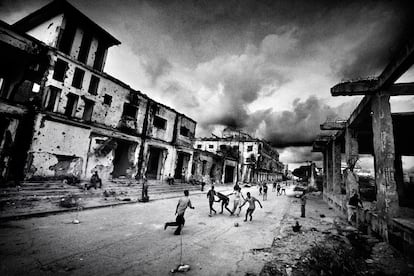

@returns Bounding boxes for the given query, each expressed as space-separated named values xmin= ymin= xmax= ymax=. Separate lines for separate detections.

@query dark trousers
xmin=301 ymin=205 xmax=306 ymax=217
xmin=165 ymin=214 xmax=185 ymax=235
xmin=209 ymin=200 xmax=216 ymax=213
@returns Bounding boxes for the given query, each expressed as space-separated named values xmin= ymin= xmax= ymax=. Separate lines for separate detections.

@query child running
xmin=230 ymin=186 xmax=244 ymax=216
xmin=239 ymin=192 xmax=263 ymax=222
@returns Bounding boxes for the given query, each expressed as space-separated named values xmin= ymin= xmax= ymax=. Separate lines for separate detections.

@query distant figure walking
xmin=272 ymin=181 xmax=277 ymax=192
xmin=300 ymin=191 xmax=307 ymax=218
xmin=258 ymin=182 xmax=263 ymax=195
xmin=281 ymin=185 xmax=286 ymax=195
xmin=263 ymin=183 xmax=268 ymax=201
xmin=141 ymin=177 xmax=149 ymax=202
xmin=207 ymin=186 xmax=217 ymax=216
xmin=276 ymin=183 xmax=281 ymax=196
xmin=164 ymin=190 xmax=195 ymax=235
xmin=239 ymin=192 xmax=263 ymax=222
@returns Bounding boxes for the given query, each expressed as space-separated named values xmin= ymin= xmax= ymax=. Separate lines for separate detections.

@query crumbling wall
xmin=147 ymin=104 xmax=176 ymax=142
xmin=142 ymin=141 xmax=176 ymax=180
xmin=25 ymin=115 xmax=90 ymax=179
xmin=176 ymin=116 xmax=196 ymax=147
xmin=44 ymin=54 xmax=148 ymax=134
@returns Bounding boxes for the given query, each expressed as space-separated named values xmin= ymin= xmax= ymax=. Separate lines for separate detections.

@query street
xmin=0 ymin=185 xmax=293 ymax=276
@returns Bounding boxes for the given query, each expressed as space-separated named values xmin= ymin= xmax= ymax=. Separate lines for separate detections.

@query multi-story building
xmin=194 ymin=128 xmax=284 ymax=183
xmin=0 ymin=0 xmax=196 ymax=184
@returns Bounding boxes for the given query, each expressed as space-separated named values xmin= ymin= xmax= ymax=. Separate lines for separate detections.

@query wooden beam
xmin=348 ymin=95 xmax=372 ymax=127
xmin=331 ymin=37 xmax=414 ymax=97
xmin=384 ymin=82 xmax=414 ymax=95
xmin=0 ymin=22 xmax=43 ymax=55
xmin=377 ymin=37 xmax=414 ymax=88
xmin=332 ymin=81 xmax=414 ymax=96
xmin=320 ymin=121 xmax=346 ymax=130
xmin=331 ymin=79 xmax=378 ymax=96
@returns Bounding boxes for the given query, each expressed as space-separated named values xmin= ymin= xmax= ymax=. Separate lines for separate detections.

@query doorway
xmin=224 ymin=165 xmax=235 ymax=183
xmin=147 ymin=147 xmax=163 ymax=179
xmin=174 ymin=152 xmax=190 ymax=180
xmin=112 ymin=140 xmax=131 ymax=178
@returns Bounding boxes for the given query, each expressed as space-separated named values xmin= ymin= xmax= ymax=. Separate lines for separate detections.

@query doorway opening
xmin=147 ymin=146 xmax=163 ymax=180
xmin=174 ymin=152 xmax=190 ymax=180
xmin=112 ymin=140 xmax=132 ymax=178
xmin=224 ymin=165 xmax=235 ymax=183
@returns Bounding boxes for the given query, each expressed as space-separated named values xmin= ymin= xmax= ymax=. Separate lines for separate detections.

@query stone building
xmin=195 ymin=128 xmax=284 ymax=183
xmin=0 ymin=0 xmax=195 ymax=184
xmin=313 ymin=36 xmax=414 ymax=256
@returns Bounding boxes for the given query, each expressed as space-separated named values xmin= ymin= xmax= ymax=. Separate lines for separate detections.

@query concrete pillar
xmin=327 ymin=142 xmax=333 ymax=192
xmin=332 ymin=139 xmax=342 ymax=194
xmin=345 ymin=128 xmax=359 ymax=167
xmin=371 ymin=93 xmax=399 ymax=218
xmin=323 ymin=150 xmax=328 ymax=190
xmin=345 ymin=127 xmax=359 ymax=196
xmin=309 ymin=162 xmax=316 ymax=188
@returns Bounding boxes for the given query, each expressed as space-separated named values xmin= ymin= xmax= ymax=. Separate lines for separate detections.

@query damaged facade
xmin=195 ymin=128 xmax=284 ymax=184
xmin=313 ymin=37 xmax=414 ymax=256
xmin=0 ymin=0 xmax=196 ymax=184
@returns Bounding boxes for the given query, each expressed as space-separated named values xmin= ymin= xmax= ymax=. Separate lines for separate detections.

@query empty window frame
xmin=88 ymin=75 xmax=100 ymax=95
xmin=103 ymin=94 xmax=112 ymax=106
xmin=77 ymin=32 xmax=92 ymax=63
xmin=65 ymin=93 xmax=78 ymax=117
xmin=247 ymin=145 xmax=253 ymax=152
xmin=153 ymin=116 xmax=167 ymax=129
xmin=53 ymin=59 xmax=68 ymax=82
xmin=122 ymin=103 xmax=138 ymax=118
xmin=180 ymin=126 xmax=190 ymax=137
xmin=72 ymin=68 xmax=85 ymax=89
xmin=93 ymin=42 xmax=106 ymax=71
xmin=58 ymin=20 xmax=76 ymax=54
xmin=82 ymin=99 xmax=94 ymax=121
xmin=219 ymin=145 xmax=226 ymax=151
xmin=197 ymin=144 xmax=202 ymax=149
xmin=208 ymin=144 xmax=214 ymax=149
xmin=44 ymin=86 xmax=61 ymax=112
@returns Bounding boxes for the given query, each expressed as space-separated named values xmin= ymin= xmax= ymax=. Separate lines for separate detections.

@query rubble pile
xmin=261 ymin=194 xmax=414 ymax=276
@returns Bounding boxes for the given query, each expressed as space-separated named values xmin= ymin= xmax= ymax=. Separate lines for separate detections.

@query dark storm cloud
xmin=2 ymin=0 xmax=413 ymax=150
xmin=248 ymin=96 xmax=359 ymax=147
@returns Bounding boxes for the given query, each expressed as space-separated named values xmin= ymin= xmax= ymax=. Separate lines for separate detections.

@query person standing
xmin=300 ymin=191 xmax=307 ymax=218
xmin=164 ymin=190 xmax=195 ymax=235
xmin=263 ymin=183 xmax=268 ymax=201
xmin=142 ymin=177 xmax=149 ymax=202
xmin=239 ymin=192 xmax=263 ymax=221
xmin=272 ymin=181 xmax=277 ymax=192
xmin=347 ymin=191 xmax=363 ymax=223
xmin=207 ymin=186 xmax=217 ymax=216
xmin=276 ymin=183 xmax=281 ymax=196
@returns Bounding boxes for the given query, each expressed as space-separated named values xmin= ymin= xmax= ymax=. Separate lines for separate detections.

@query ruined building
xmin=313 ymin=37 xmax=414 ymax=256
xmin=0 ymin=0 xmax=196 ymax=184
xmin=195 ymin=128 xmax=284 ymax=184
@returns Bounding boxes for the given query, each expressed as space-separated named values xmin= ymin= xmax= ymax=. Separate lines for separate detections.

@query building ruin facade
xmin=0 ymin=0 xmax=196 ymax=184
xmin=313 ymin=36 xmax=414 ymax=256
xmin=195 ymin=128 xmax=284 ymax=184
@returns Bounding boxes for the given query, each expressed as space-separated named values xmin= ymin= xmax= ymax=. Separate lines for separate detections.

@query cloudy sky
xmin=2 ymin=0 xmax=414 ymax=169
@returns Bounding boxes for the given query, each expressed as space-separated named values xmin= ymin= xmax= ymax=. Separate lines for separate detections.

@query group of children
xmin=257 ymin=181 xmax=286 ymax=201
xmin=164 ymin=181 xmax=287 ymax=235
xmin=206 ymin=184 xmax=263 ymax=222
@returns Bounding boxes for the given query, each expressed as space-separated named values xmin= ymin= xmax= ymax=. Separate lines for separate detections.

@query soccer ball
xmin=234 ymin=222 xmax=239 ymax=227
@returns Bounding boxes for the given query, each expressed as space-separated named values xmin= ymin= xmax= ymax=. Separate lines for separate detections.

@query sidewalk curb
xmin=0 ymin=186 xmax=234 ymax=222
